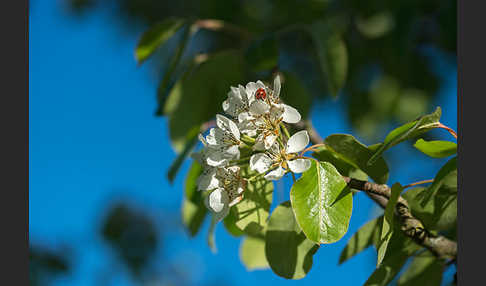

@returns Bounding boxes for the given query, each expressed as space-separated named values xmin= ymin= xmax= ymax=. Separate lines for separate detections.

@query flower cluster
xmin=192 ymin=75 xmax=311 ymax=220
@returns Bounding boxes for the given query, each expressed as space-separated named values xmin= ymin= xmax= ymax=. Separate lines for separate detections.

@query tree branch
xmin=292 ymin=121 xmax=457 ymax=261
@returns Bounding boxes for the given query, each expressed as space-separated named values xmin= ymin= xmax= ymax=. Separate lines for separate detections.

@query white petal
xmin=252 ymin=134 xmax=266 ymax=151
xmin=216 ymin=114 xmax=240 ymax=141
xmin=197 ymin=168 xmax=219 ymax=190
xmin=282 ymin=104 xmax=301 ymax=124
xmin=205 ymin=189 xmax=230 ymax=220
xmin=288 ymin=158 xmax=311 ymax=173
xmin=206 ymin=150 xmax=229 ymax=167
xmin=226 ymin=145 xmax=240 ymax=158
xmin=205 ymin=128 xmax=218 ymax=145
xmin=269 ymin=103 xmax=285 ymax=121
xmin=286 ymin=130 xmax=309 ymax=153
xmin=249 ymin=153 xmax=273 ymax=173
xmin=264 ymin=166 xmax=286 ymax=181
xmin=249 ymin=100 xmax=270 ymax=116
xmin=264 ymin=134 xmax=277 ymax=149
xmin=272 ymin=75 xmax=281 ymax=101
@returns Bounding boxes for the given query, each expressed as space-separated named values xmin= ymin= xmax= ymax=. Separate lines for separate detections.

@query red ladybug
xmin=255 ymin=88 xmax=267 ymax=100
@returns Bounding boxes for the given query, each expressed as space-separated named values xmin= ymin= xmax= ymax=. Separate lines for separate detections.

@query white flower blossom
xmin=249 ymin=130 xmax=312 ymax=181
xmin=199 ymin=114 xmax=241 ymax=167
xmin=203 ymin=166 xmax=246 ymax=220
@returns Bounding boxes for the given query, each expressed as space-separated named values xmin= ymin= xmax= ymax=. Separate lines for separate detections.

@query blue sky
xmin=29 ymin=1 xmax=457 ymax=285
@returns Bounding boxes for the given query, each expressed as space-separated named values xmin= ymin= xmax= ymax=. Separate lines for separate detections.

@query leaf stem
xmin=403 ymin=179 xmax=434 ymax=189
xmin=437 ymin=123 xmax=457 ymax=139
xmin=300 ymin=143 xmax=327 ymax=156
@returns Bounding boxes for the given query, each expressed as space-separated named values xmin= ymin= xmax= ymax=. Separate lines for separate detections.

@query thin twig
xmin=403 ymin=179 xmax=435 ymax=189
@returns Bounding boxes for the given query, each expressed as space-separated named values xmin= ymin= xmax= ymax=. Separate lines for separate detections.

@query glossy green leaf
xmin=308 ymin=21 xmax=348 ymax=98
xmin=339 ymin=216 xmax=381 ymax=264
xmin=414 ymin=139 xmax=457 ymax=158
xmin=398 ymin=255 xmax=444 ymax=286
xmin=166 ymin=50 xmax=245 ymax=152
xmin=312 ymin=146 xmax=368 ymax=182
xmin=315 ymin=134 xmax=389 ymax=184
xmin=377 ymin=183 xmax=402 ymax=266
xmin=368 ymin=107 xmax=442 ymax=165
xmin=364 ymin=229 xmax=422 ymax=286
xmin=181 ymin=162 xmax=207 ymax=237
xmin=419 ymin=156 xmax=457 ymax=207
xmin=290 ymin=161 xmax=353 ymax=244
xmin=135 ymin=18 xmax=186 ymax=64
xmin=245 ymin=34 xmax=279 ymax=72
xmin=265 ymin=202 xmax=319 ymax=279
xmin=240 ymin=236 xmax=269 ymax=270
xmin=233 ymin=173 xmax=273 ymax=237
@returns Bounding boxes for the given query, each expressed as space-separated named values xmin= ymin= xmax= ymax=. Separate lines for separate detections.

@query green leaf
xmin=419 ymin=156 xmax=457 ymax=207
xmin=368 ymin=107 xmax=442 ymax=165
xmin=155 ymin=24 xmax=194 ymax=116
xmin=413 ymin=139 xmax=457 ymax=158
xmin=290 ymin=160 xmax=353 ymax=244
xmin=339 ymin=216 xmax=381 ymax=264
xmin=245 ymin=34 xmax=279 ymax=72
xmin=181 ymin=162 xmax=207 ymax=237
xmin=377 ymin=183 xmax=402 ymax=266
xmin=167 ymin=126 xmax=199 ymax=183
xmin=315 ymin=134 xmax=389 ymax=184
xmin=364 ymin=230 xmax=422 ymax=286
xmin=403 ymin=163 xmax=457 ymax=231
xmin=223 ymin=208 xmax=245 ymax=237
xmin=233 ymin=173 xmax=273 ymax=237
xmin=398 ymin=255 xmax=444 ymax=286
xmin=308 ymin=21 xmax=348 ymax=98
xmin=135 ymin=18 xmax=186 ymax=64
xmin=166 ymin=50 xmax=245 ymax=152
xmin=279 ymin=72 xmax=312 ymax=119
xmin=265 ymin=202 xmax=319 ymax=279
xmin=240 ymin=236 xmax=269 ymax=270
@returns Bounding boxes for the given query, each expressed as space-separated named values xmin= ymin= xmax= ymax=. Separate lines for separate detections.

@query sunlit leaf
xmin=339 ymin=216 xmax=381 ymax=264
xmin=135 ymin=18 xmax=186 ymax=64
xmin=314 ymin=134 xmax=389 ymax=184
xmin=377 ymin=183 xmax=402 ymax=266
xmin=240 ymin=236 xmax=269 ymax=270
xmin=265 ymin=202 xmax=319 ymax=279
xmin=368 ymin=107 xmax=442 ymax=165
xmin=290 ymin=160 xmax=353 ymax=244
xmin=398 ymin=254 xmax=444 ymax=286
xmin=233 ymin=172 xmax=273 ymax=237
xmin=413 ymin=139 xmax=457 ymax=158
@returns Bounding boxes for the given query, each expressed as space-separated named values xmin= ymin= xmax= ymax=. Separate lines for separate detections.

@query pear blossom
xmin=203 ymin=166 xmax=246 ymax=220
xmin=199 ymin=114 xmax=241 ymax=167
xmin=249 ymin=130 xmax=312 ymax=181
